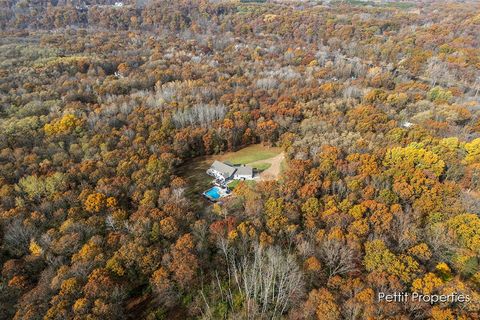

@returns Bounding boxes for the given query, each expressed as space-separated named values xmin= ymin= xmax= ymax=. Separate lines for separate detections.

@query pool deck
xmin=202 ymin=186 xmax=231 ymax=202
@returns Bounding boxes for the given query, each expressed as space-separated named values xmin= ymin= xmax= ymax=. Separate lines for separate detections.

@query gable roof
xmin=210 ymin=160 xmax=236 ymax=178
xmin=235 ymin=165 xmax=253 ymax=176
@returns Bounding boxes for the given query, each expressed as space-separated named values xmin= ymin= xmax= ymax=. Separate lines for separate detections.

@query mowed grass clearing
xmin=250 ymin=162 xmax=271 ymax=171
xmin=220 ymin=144 xmax=281 ymax=165
xmin=176 ymin=144 xmax=282 ymax=207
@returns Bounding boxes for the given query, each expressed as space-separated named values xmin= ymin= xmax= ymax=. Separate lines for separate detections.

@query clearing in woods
xmin=177 ymin=144 xmax=284 ymax=205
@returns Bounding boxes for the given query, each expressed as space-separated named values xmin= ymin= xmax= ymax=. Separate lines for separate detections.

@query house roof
xmin=210 ymin=160 xmax=236 ymax=178
xmin=236 ymin=165 xmax=253 ymax=176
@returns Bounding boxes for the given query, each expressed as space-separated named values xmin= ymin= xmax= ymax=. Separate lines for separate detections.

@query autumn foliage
xmin=1 ymin=0 xmax=480 ymax=319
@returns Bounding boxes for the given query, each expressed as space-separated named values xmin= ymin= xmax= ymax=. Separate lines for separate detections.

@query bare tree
xmin=390 ymin=208 xmax=419 ymax=251
xmin=425 ymin=57 xmax=453 ymax=87
xmin=172 ymin=104 xmax=227 ymax=128
xmin=3 ymin=219 xmax=34 ymax=256
xmin=231 ymin=245 xmax=304 ymax=319
xmin=474 ymin=76 xmax=480 ymax=97
xmin=460 ymin=190 xmax=480 ymax=214
xmin=319 ymin=239 xmax=356 ymax=279
xmin=426 ymin=224 xmax=455 ymax=262
xmin=204 ymin=245 xmax=304 ymax=319
xmin=256 ymin=77 xmax=279 ymax=90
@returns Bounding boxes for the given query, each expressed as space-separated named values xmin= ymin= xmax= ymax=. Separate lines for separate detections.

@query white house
xmin=207 ymin=160 xmax=237 ymax=181
xmin=234 ymin=165 xmax=254 ymax=180
xmin=207 ymin=161 xmax=254 ymax=182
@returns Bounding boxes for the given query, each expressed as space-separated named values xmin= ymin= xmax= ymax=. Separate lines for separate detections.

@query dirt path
xmin=248 ymin=152 xmax=285 ymax=181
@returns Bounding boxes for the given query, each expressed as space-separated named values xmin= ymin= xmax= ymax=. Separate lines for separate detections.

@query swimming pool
xmin=204 ymin=186 xmax=222 ymax=200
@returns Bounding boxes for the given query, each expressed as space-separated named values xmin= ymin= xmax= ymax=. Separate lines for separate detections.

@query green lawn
xmin=221 ymin=144 xmax=281 ymax=165
xmin=177 ymin=144 xmax=280 ymax=206
xmin=251 ymin=162 xmax=271 ymax=171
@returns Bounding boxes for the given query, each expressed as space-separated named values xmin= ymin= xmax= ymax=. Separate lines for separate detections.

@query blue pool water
xmin=204 ymin=187 xmax=221 ymax=200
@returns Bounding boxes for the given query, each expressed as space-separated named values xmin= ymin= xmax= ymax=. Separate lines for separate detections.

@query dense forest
xmin=1 ymin=0 xmax=480 ymax=319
